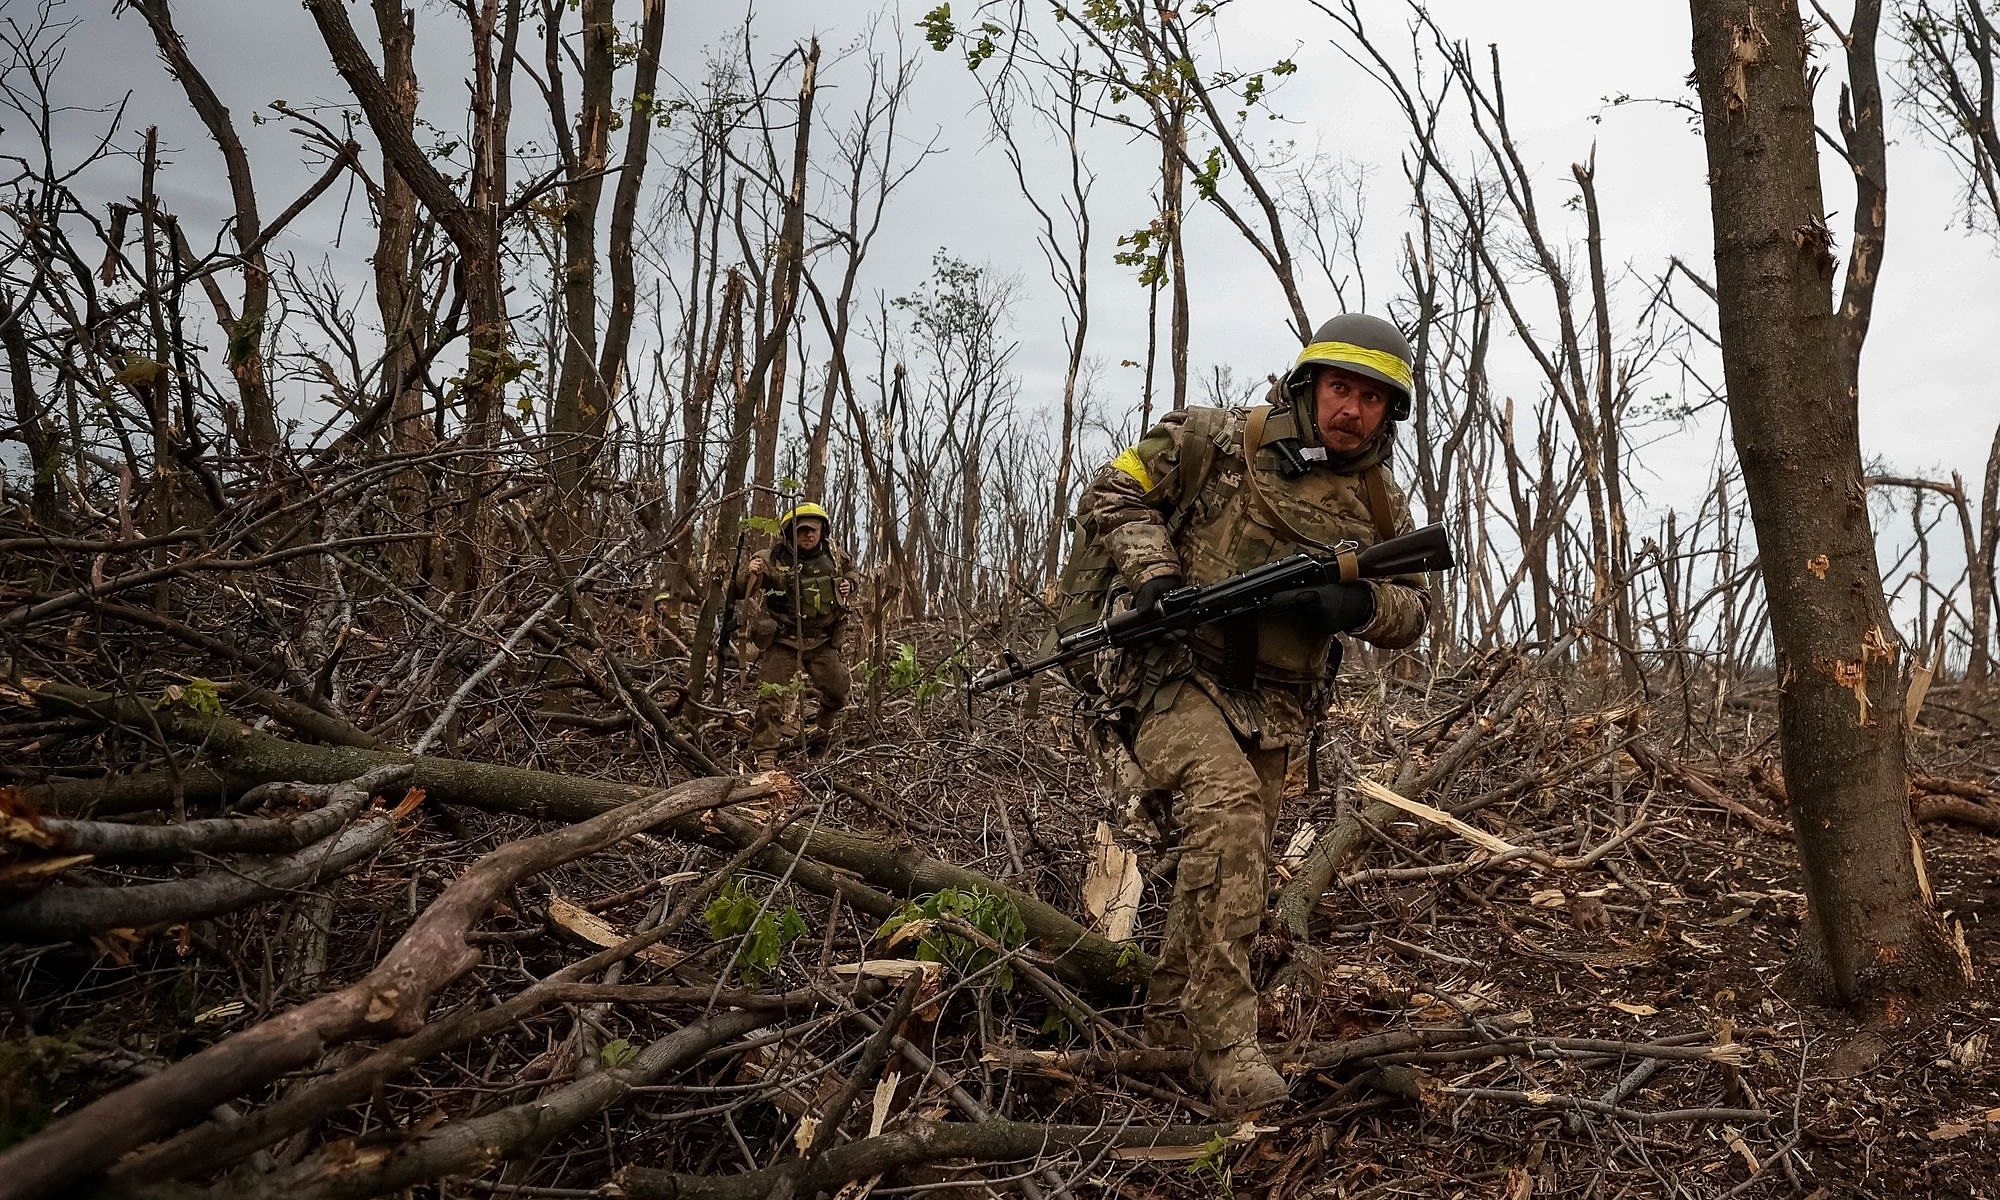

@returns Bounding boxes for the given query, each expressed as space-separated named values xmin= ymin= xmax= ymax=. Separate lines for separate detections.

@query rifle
xmin=969 ymin=522 xmax=1457 ymax=694
xmin=711 ymin=528 xmax=749 ymax=703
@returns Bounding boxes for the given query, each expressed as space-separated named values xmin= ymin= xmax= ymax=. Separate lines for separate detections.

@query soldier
xmin=1076 ymin=314 xmax=1434 ymax=1114
xmin=741 ymin=502 xmax=859 ymax=768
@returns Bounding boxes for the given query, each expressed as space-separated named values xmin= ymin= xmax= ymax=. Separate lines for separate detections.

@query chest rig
xmin=1177 ymin=405 xmax=1397 ymax=686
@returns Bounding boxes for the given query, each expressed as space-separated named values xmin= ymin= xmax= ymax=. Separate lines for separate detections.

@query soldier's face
xmin=1313 ymin=366 xmax=1391 ymax=453
xmin=792 ymin=520 xmax=824 ymax=551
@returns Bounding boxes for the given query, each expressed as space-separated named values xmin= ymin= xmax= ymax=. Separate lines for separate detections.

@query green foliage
xmin=745 ymin=514 xmax=783 ymax=536
xmin=1191 ymin=146 xmax=1225 ymax=203
xmin=756 ymin=675 xmax=809 ymax=701
xmin=157 ymin=678 xmax=222 ymax=717
xmin=966 ymin=22 xmax=1002 ymax=70
xmin=877 ymin=887 xmax=1027 ymax=991
xmin=1113 ymin=219 xmax=1169 ymax=288
xmin=1077 ymin=0 xmax=1131 ymax=34
xmin=599 ymin=1038 xmax=639 ymax=1069
xmin=918 ymin=4 xmax=955 ymax=51
xmin=1187 ymin=1133 xmax=1234 ymax=1196
xmin=705 ymin=876 xmax=807 ymax=984
xmin=886 ymin=643 xmax=967 ymax=702
xmin=888 ymin=642 xmax=924 ymax=690
xmin=465 ymin=346 xmax=542 ymax=387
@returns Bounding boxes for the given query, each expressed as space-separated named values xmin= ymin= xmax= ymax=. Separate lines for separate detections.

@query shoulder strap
xmin=1163 ymin=408 xmax=1223 ymax=533
xmin=1241 ymin=405 xmax=1342 ymax=554
xmin=1362 ymin=466 xmax=1396 ymax=543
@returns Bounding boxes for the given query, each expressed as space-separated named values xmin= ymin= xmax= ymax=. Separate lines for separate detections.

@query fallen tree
xmin=0 ymin=771 xmax=757 ymax=1200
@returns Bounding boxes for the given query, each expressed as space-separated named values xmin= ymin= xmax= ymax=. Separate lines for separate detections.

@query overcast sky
xmin=32 ymin=0 xmax=2000 ymax=604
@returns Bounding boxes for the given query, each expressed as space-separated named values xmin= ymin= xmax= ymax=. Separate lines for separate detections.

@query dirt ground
xmin=3 ymin=641 xmax=1996 ymax=1199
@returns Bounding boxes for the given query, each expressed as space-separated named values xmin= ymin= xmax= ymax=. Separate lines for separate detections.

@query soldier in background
xmin=1075 ymin=314 xmax=1434 ymax=1114
xmin=740 ymin=502 xmax=859 ymax=768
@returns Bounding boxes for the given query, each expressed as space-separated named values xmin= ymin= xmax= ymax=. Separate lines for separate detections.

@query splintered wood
xmin=545 ymin=894 xmax=681 ymax=967
xmin=1082 ymin=820 xmax=1143 ymax=942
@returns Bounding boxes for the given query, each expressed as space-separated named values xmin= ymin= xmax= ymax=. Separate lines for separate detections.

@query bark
xmin=115 ymin=840 xmax=823 ymax=1187
xmin=685 ymin=268 xmax=751 ymax=695
xmin=303 ymin=0 xmax=513 ymax=586
xmin=0 ymin=805 xmax=396 ymax=939
xmin=745 ymin=39 xmax=820 ymax=522
xmin=548 ymin=0 xmax=616 ymax=510
xmin=368 ymin=0 xmax=437 ymax=581
xmin=0 ymin=773 xmax=748 ymax=1200
xmin=1688 ymin=0 xmax=1968 ymax=1017
xmin=596 ymin=0 xmax=667 ymax=461
xmin=1972 ymin=421 xmax=1999 ymax=687
xmin=1 ymin=286 xmax=59 ymax=525
xmin=17 ymin=767 xmax=405 ymax=863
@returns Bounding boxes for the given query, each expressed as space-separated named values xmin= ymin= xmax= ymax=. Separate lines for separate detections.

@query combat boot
xmin=752 ymin=749 xmax=779 ymax=771
xmin=1194 ymin=1040 xmax=1287 ymax=1115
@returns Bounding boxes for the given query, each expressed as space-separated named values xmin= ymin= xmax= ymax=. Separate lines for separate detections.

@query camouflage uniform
xmin=1076 ymin=401 xmax=1432 ymax=1064
xmin=742 ymin=531 xmax=859 ymax=755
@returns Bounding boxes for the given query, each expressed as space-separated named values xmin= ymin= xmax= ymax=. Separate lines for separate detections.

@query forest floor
xmin=3 ymin=617 xmax=1997 ymax=1200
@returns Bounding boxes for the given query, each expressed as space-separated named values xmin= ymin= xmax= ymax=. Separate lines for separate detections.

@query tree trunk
xmin=548 ymin=0 xmax=616 ymax=521
xmin=595 ymin=0 xmax=666 ymax=460
xmin=1688 ymin=0 xmax=1967 ymax=1018
xmin=1 ymin=289 xmax=59 ymax=525
xmin=129 ymin=0 xmax=278 ymax=455
xmin=1969 ymin=421 xmax=1999 ymax=688
xmin=370 ymin=0 xmax=436 ymax=583
xmin=747 ymin=40 xmax=819 ymax=518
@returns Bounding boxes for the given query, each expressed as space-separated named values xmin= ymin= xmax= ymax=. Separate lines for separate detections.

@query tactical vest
xmin=759 ymin=545 xmax=850 ymax=640
xmin=1051 ymin=404 xmax=1398 ymax=697
xmin=1176 ymin=405 xmax=1397 ymax=684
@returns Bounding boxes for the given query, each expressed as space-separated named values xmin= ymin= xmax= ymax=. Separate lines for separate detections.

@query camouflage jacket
xmin=1077 ymin=403 xmax=1432 ymax=729
xmin=740 ymin=541 xmax=858 ymax=646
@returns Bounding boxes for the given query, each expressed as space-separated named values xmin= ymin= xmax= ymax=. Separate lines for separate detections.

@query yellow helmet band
xmin=1294 ymin=340 xmax=1413 ymax=394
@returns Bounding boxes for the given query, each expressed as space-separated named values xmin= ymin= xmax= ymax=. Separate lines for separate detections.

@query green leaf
xmin=182 ymin=678 xmax=222 ymax=717
xmin=874 ymin=887 xmax=1026 ymax=992
xmin=705 ymin=877 xmax=809 ymax=984
xmin=746 ymin=515 xmax=783 ymax=535
xmin=918 ymin=4 xmax=955 ymax=51
xmin=600 ymin=1038 xmax=638 ymax=1069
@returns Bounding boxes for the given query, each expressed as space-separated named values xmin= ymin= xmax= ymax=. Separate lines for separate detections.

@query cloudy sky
xmin=31 ymin=0 xmax=1999 ymax=598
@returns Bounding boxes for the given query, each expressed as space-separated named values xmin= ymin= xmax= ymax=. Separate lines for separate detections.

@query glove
xmin=1275 ymin=581 xmax=1375 ymax=635
xmin=1132 ymin=574 xmax=1185 ymax=614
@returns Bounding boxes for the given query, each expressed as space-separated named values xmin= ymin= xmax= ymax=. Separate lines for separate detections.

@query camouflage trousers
xmin=747 ymin=641 xmax=851 ymax=751
xmin=1132 ymin=680 xmax=1288 ymax=1054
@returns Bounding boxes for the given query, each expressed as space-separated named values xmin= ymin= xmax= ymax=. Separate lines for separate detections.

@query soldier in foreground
xmin=1076 ymin=314 xmax=1434 ymax=1114
xmin=740 ymin=502 xmax=859 ymax=768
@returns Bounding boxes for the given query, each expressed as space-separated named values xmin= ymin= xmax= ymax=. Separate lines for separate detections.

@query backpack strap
xmin=1162 ymin=407 xmax=1223 ymax=536
xmin=1241 ymin=405 xmax=1343 ymax=554
xmin=1362 ymin=465 xmax=1397 ymax=543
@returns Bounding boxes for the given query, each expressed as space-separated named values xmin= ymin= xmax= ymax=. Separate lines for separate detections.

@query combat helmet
xmin=777 ymin=501 xmax=833 ymax=543
xmin=1284 ymin=314 xmax=1416 ymax=427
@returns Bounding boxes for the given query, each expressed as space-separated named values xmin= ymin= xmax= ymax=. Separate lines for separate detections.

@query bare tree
xmin=1895 ymin=0 xmax=2000 ymax=237
xmin=124 ymin=0 xmax=280 ymax=455
xmin=1688 ymin=0 xmax=1968 ymax=1014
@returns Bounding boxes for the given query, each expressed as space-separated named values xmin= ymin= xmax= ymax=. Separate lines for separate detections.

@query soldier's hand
xmin=1132 ymin=574 xmax=1185 ymax=614
xmin=836 ymin=578 xmax=854 ymax=598
xmin=746 ymin=555 xmax=766 ymax=577
xmin=1275 ymin=581 xmax=1375 ymax=634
